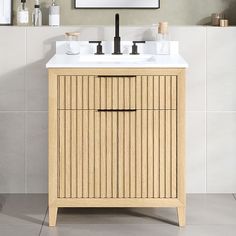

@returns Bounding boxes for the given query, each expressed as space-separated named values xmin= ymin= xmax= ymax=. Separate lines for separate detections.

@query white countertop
xmin=46 ymin=54 xmax=188 ymax=69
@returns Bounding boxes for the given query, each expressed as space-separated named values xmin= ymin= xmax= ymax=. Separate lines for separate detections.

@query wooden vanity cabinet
xmin=48 ymin=68 xmax=186 ymax=227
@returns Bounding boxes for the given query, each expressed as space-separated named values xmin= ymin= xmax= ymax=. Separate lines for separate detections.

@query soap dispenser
xmin=17 ymin=0 xmax=29 ymax=26
xmin=49 ymin=0 xmax=60 ymax=26
xmin=32 ymin=0 xmax=42 ymax=26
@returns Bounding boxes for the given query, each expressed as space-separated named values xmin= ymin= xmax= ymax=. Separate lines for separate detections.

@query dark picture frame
xmin=74 ymin=0 xmax=160 ymax=9
xmin=0 ymin=0 xmax=13 ymax=25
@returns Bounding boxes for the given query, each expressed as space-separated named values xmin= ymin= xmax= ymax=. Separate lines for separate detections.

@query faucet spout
xmin=113 ymin=13 xmax=122 ymax=55
xmin=115 ymin=13 xmax=119 ymax=37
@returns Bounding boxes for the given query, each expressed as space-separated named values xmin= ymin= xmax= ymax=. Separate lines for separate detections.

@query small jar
xmin=65 ymin=32 xmax=80 ymax=55
xmin=212 ymin=13 xmax=224 ymax=26
xmin=220 ymin=19 xmax=229 ymax=27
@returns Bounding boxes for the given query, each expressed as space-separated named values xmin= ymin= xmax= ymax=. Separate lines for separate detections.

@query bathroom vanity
xmin=47 ymin=52 xmax=188 ymax=227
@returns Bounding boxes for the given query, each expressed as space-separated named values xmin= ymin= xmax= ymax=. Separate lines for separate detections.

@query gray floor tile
xmin=179 ymin=225 xmax=236 ymax=236
xmin=0 ymin=194 xmax=47 ymax=227
xmin=41 ymin=224 xmax=180 ymax=236
xmin=0 ymin=225 xmax=42 ymax=236
xmin=41 ymin=224 xmax=236 ymax=236
xmin=186 ymin=194 xmax=236 ymax=225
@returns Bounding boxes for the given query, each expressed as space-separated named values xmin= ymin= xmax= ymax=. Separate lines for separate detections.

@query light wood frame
xmin=48 ymin=68 xmax=186 ymax=227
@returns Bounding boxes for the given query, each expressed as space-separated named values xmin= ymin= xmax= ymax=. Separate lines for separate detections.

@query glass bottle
xmin=49 ymin=0 xmax=60 ymax=26
xmin=17 ymin=0 xmax=29 ymax=26
xmin=32 ymin=0 xmax=42 ymax=26
xmin=156 ymin=22 xmax=170 ymax=55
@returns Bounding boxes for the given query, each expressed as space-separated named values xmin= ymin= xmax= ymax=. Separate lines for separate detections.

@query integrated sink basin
xmin=78 ymin=54 xmax=156 ymax=64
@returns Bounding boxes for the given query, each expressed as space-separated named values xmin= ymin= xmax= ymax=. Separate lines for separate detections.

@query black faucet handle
xmin=130 ymin=41 xmax=146 ymax=55
xmin=89 ymin=41 xmax=104 ymax=55
xmin=133 ymin=41 xmax=146 ymax=44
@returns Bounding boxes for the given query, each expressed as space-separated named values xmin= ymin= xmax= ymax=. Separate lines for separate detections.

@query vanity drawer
xmin=57 ymin=75 xmax=177 ymax=110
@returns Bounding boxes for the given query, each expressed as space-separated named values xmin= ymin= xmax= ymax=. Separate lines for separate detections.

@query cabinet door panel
xmin=57 ymin=109 xmax=178 ymax=199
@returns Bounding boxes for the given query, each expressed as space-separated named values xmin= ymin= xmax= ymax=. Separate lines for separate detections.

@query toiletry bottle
xmin=158 ymin=22 xmax=169 ymax=41
xmin=49 ymin=0 xmax=60 ymax=26
xmin=17 ymin=0 xmax=29 ymax=26
xmin=156 ymin=22 xmax=170 ymax=55
xmin=32 ymin=0 xmax=42 ymax=26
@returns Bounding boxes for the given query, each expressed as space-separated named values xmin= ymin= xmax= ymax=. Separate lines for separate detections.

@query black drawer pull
xmin=96 ymin=75 xmax=136 ymax=78
xmin=97 ymin=109 xmax=136 ymax=112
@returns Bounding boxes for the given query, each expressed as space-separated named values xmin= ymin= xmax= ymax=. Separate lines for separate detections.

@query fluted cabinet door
xmin=57 ymin=109 xmax=177 ymax=199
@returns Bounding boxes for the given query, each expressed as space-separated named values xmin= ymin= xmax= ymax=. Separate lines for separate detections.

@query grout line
xmin=233 ymin=194 xmax=236 ymax=201
xmin=24 ymin=27 xmax=28 ymax=194
xmin=24 ymin=113 xmax=28 ymax=193
xmin=206 ymin=111 xmax=236 ymax=113
xmin=188 ymin=111 xmax=236 ymax=113
xmin=39 ymin=207 xmax=48 ymax=236
xmin=205 ymin=27 xmax=208 ymax=194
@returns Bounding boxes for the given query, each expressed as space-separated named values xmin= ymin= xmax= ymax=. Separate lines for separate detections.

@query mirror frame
xmin=74 ymin=0 xmax=160 ymax=9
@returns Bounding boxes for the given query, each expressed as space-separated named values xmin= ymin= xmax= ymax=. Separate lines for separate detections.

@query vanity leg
xmin=177 ymin=207 xmax=186 ymax=227
xmin=49 ymin=206 xmax=58 ymax=227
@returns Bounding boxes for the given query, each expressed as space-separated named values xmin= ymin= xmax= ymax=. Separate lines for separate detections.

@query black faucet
xmin=113 ymin=13 xmax=122 ymax=55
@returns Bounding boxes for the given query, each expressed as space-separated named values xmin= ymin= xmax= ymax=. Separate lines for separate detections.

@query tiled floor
xmin=0 ymin=194 xmax=236 ymax=236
